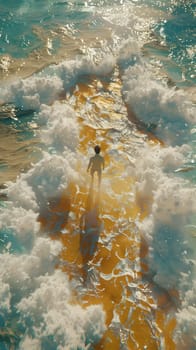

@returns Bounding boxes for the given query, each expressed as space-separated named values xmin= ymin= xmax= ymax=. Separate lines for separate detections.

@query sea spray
xmin=121 ymin=62 xmax=195 ymax=144
xmin=0 ymin=1 xmax=195 ymax=349
xmin=0 ymin=94 xmax=106 ymax=349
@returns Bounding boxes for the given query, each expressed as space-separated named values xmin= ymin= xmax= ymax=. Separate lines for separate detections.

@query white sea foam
xmin=125 ymin=139 xmax=196 ymax=345
xmin=24 ymin=152 xmax=78 ymax=206
xmin=3 ymin=149 xmax=79 ymax=219
xmin=45 ymin=55 xmax=116 ymax=90
xmin=175 ymin=280 xmax=196 ymax=345
xmin=0 ymin=55 xmax=116 ymax=113
xmin=130 ymin=142 xmax=196 ymax=294
xmin=122 ymin=62 xmax=196 ymax=144
xmin=17 ymin=270 xmax=105 ymax=350
xmin=5 ymin=99 xmax=81 ymax=210
xmin=0 ymin=75 xmax=63 ymax=110
xmin=39 ymin=102 xmax=79 ymax=153
xmin=6 ymin=179 xmax=38 ymax=211
xmin=0 ymin=113 xmax=104 ymax=345
xmin=0 ymin=242 xmax=105 ymax=349
xmin=0 ymin=282 xmax=11 ymax=312
xmin=0 ymin=65 xmax=107 ymax=347
xmin=0 ymin=205 xmax=39 ymax=250
xmin=0 ymin=6 xmax=195 ymax=347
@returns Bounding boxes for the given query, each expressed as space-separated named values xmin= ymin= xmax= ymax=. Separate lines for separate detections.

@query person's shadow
xmin=38 ymin=193 xmax=70 ymax=236
xmin=79 ymin=183 xmax=102 ymax=279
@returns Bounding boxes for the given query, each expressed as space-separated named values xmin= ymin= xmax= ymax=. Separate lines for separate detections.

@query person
xmin=87 ymin=145 xmax=105 ymax=186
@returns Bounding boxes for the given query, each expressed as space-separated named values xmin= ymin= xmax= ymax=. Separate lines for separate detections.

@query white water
xmin=0 ymin=1 xmax=196 ymax=348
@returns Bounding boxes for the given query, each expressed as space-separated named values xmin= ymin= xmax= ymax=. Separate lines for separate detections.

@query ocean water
xmin=0 ymin=1 xmax=195 ymax=349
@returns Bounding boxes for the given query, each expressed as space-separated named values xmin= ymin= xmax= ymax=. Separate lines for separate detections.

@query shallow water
xmin=0 ymin=1 xmax=195 ymax=349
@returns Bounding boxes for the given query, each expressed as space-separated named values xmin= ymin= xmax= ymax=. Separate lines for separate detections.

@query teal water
xmin=0 ymin=0 xmax=100 ymax=58
xmin=153 ymin=1 xmax=196 ymax=86
xmin=0 ymin=1 xmax=195 ymax=349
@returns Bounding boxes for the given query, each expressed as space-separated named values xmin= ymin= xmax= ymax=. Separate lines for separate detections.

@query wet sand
xmin=38 ymin=71 xmax=180 ymax=349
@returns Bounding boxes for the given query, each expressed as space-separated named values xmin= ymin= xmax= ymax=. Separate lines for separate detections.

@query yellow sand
xmin=39 ymin=72 xmax=178 ymax=349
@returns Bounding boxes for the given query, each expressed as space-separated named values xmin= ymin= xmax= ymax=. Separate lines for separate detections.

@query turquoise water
xmin=0 ymin=1 xmax=195 ymax=349
xmin=0 ymin=0 xmax=102 ymax=58
xmin=153 ymin=1 xmax=196 ymax=86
